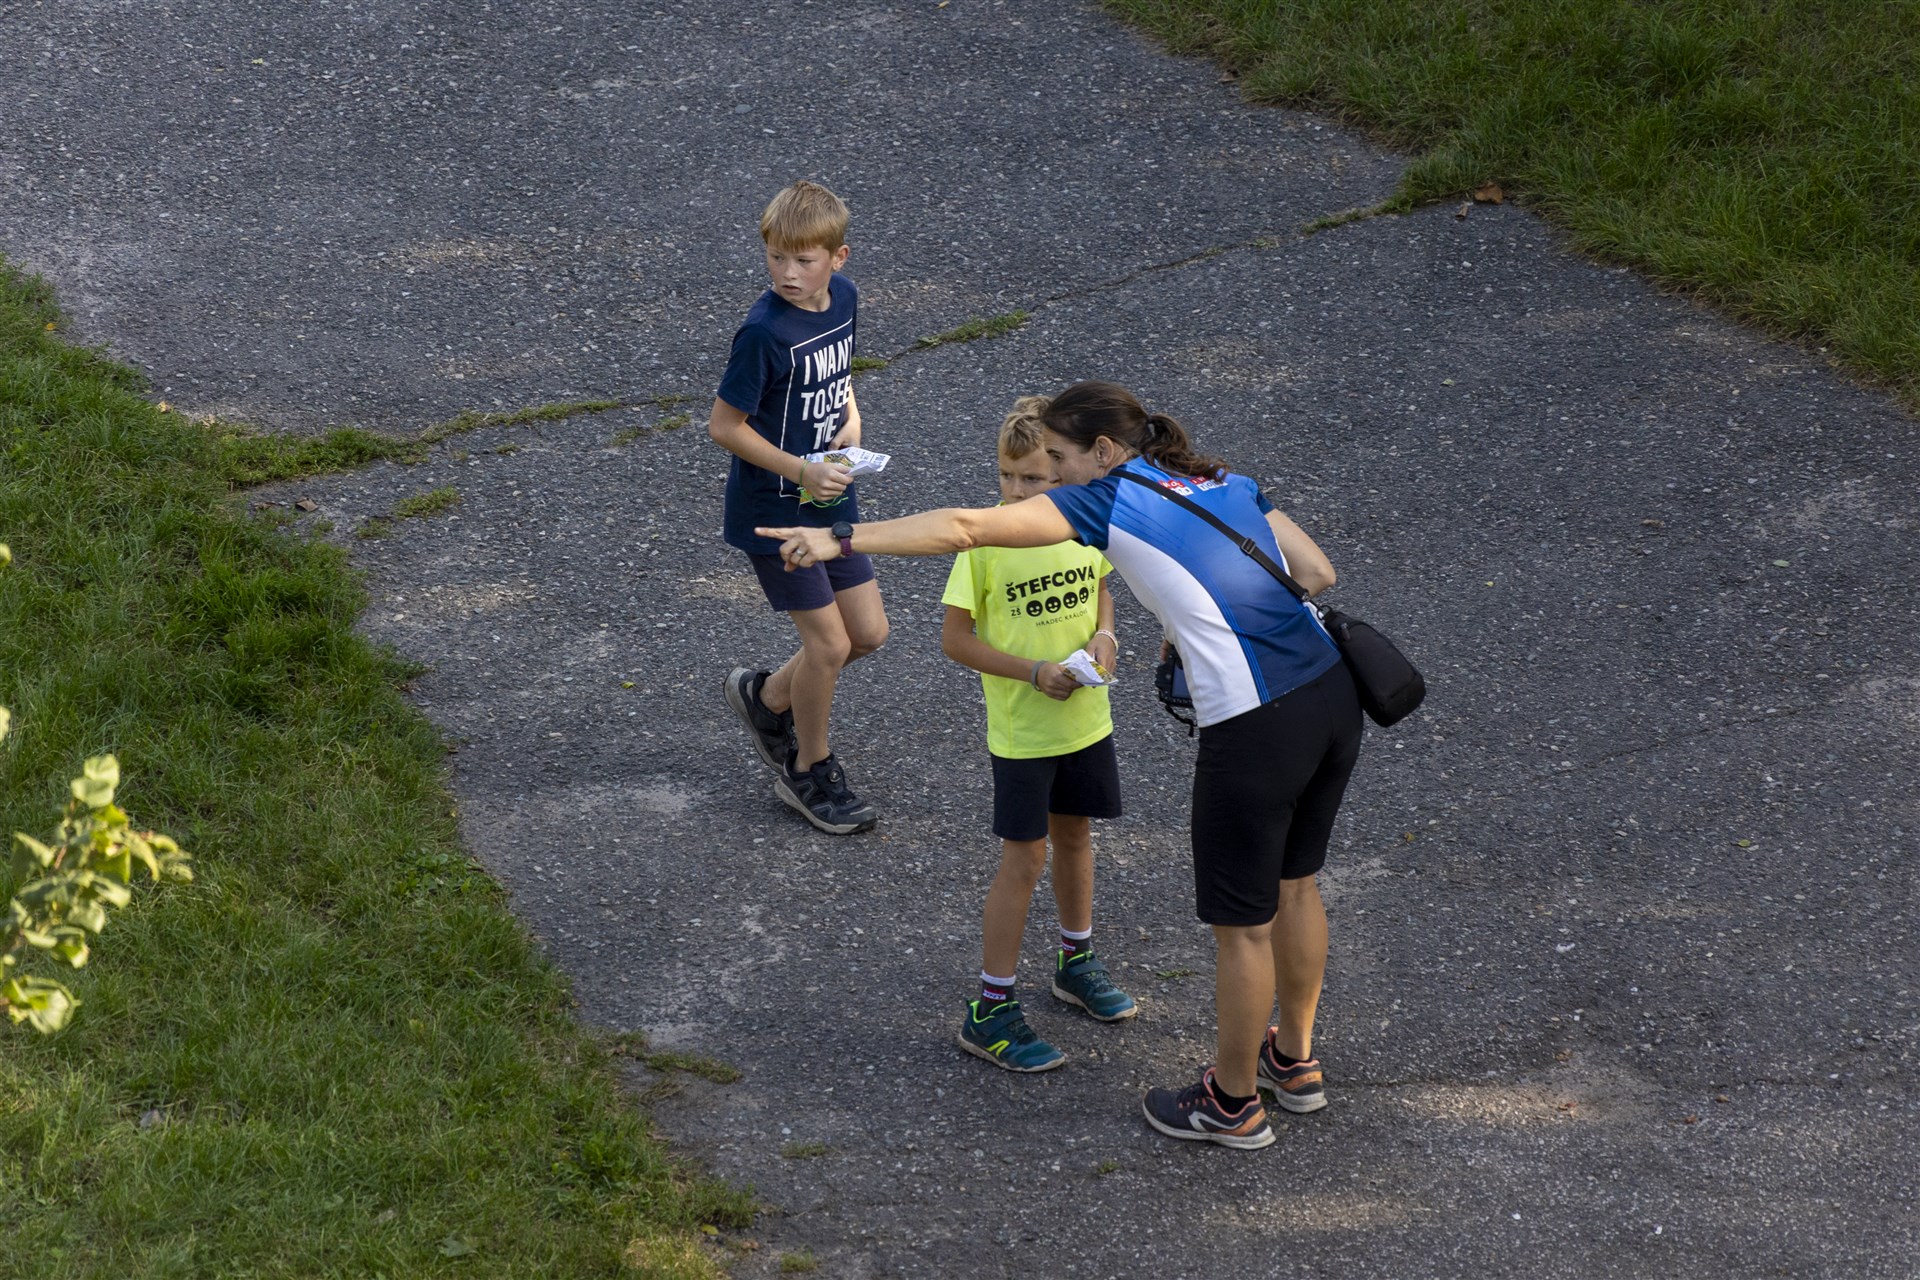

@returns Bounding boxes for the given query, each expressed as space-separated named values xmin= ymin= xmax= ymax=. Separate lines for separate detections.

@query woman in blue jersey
xmin=759 ymin=380 xmax=1362 ymax=1151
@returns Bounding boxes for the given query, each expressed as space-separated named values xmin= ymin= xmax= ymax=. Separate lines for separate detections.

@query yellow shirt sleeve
xmin=940 ymin=548 xmax=979 ymax=614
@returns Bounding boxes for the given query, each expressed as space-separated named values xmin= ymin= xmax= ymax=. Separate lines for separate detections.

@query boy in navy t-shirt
xmin=710 ymin=180 xmax=888 ymax=834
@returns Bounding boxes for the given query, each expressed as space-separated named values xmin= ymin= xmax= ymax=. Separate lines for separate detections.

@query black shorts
xmin=746 ymin=550 xmax=877 ymax=613
xmin=1190 ymin=662 xmax=1363 ymax=926
xmin=990 ymin=735 xmax=1123 ymax=842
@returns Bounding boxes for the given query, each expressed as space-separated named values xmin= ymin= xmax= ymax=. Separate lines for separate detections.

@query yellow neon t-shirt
xmin=941 ymin=540 xmax=1114 ymax=760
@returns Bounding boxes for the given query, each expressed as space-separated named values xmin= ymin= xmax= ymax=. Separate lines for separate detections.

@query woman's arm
xmin=941 ymin=605 xmax=1079 ymax=700
xmin=758 ymin=492 xmax=1078 ymax=567
xmin=1087 ymin=579 xmax=1117 ymax=672
xmin=1264 ymin=508 xmax=1336 ymax=597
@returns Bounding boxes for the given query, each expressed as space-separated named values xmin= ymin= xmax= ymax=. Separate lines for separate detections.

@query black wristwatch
xmin=830 ymin=520 xmax=855 ymax=558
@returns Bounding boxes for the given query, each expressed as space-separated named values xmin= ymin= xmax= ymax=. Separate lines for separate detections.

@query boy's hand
xmin=797 ymin=457 xmax=854 ymax=501
xmin=1034 ymin=662 xmax=1079 ymax=701
xmin=828 ymin=419 xmax=861 ymax=450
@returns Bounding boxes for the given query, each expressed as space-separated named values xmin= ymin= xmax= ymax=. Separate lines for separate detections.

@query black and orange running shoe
xmin=1141 ymin=1067 xmax=1275 ymax=1150
xmin=1256 ymin=1028 xmax=1327 ymax=1114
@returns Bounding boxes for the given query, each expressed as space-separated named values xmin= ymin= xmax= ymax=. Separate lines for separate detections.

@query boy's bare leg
xmin=761 ymin=580 xmax=888 ymax=771
xmin=1212 ymin=918 xmax=1277 ymax=1098
xmin=981 ymin=837 xmax=1048 ymax=979
xmin=1046 ymin=814 xmax=1093 ymax=936
xmin=1046 ymin=812 xmax=1134 ymax=1020
xmin=1268 ymin=874 xmax=1328 ymax=1061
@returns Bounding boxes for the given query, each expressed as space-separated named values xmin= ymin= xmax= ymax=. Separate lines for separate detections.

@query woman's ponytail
xmin=1140 ymin=411 xmax=1227 ymax=481
xmin=1043 ymin=383 xmax=1228 ymax=481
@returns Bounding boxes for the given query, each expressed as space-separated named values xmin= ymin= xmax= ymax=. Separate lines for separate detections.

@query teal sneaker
xmin=957 ymin=999 xmax=1065 ymax=1073
xmin=1051 ymin=949 xmax=1137 ymax=1022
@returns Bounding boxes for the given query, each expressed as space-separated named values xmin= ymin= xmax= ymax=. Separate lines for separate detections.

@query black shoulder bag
xmin=1115 ymin=470 xmax=1426 ymax=728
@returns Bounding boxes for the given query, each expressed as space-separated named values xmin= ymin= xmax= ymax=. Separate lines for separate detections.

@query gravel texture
xmin=5 ymin=2 xmax=1917 ymax=1277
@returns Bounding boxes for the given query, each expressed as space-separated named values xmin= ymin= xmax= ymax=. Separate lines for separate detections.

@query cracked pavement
xmin=4 ymin=1 xmax=1917 ymax=1276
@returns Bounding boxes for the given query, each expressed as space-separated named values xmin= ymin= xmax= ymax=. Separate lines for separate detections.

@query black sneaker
xmin=724 ymin=667 xmax=793 ymax=771
xmin=1141 ymin=1066 xmax=1275 ymax=1150
xmin=774 ymin=752 xmax=877 ymax=834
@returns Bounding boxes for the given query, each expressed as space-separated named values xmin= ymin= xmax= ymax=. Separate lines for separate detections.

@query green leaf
xmin=4 ymin=975 xmax=78 ymax=1034
xmin=437 ymin=1235 xmax=477 ymax=1258
xmin=71 ymin=755 xmax=120 ymax=809
xmin=52 ymin=930 xmax=90 ymax=968
xmin=71 ymin=777 xmax=113 ymax=809
xmin=13 ymin=832 xmax=56 ymax=869
xmin=12 ymin=877 xmax=68 ymax=911
xmin=75 ymin=872 xmax=132 ymax=910
xmin=68 ymin=900 xmax=108 ymax=934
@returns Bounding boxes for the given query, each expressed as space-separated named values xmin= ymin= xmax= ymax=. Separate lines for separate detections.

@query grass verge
xmin=1108 ymin=0 xmax=1920 ymax=406
xmin=210 ymin=398 xmax=626 ymax=487
xmin=0 ymin=259 xmax=751 ymax=1277
xmin=914 ymin=310 xmax=1030 ymax=350
xmin=611 ymin=411 xmax=692 ymax=448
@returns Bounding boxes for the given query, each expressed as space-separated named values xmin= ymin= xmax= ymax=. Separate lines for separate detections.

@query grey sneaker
xmin=724 ymin=667 xmax=793 ymax=771
xmin=774 ymin=752 xmax=877 ymax=834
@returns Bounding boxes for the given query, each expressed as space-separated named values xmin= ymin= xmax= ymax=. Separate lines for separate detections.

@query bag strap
xmin=1113 ymin=467 xmax=1313 ymax=603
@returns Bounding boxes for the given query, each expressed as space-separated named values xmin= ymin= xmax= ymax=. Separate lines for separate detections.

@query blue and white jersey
xmin=1045 ymin=458 xmax=1339 ymax=727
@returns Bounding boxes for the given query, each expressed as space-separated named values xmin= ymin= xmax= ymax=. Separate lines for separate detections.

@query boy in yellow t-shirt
xmin=942 ymin=396 xmax=1134 ymax=1074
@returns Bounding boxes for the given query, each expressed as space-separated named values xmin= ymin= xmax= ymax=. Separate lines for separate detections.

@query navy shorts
xmin=1190 ymin=661 xmax=1362 ymax=925
xmin=990 ymin=735 xmax=1123 ymax=842
xmin=747 ymin=550 xmax=877 ymax=613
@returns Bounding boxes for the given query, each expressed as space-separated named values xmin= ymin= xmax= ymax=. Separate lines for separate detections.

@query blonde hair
xmin=998 ymin=395 xmax=1051 ymax=460
xmin=759 ymin=180 xmax=849 ymax=252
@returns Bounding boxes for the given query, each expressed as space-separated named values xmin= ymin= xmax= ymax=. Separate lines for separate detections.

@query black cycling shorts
xmin=1190 ymin=661 xmax=1363 ymax=925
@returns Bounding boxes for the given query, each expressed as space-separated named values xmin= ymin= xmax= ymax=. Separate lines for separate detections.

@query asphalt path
xmin=4 ymin=3 xmax=1917 ymax=1277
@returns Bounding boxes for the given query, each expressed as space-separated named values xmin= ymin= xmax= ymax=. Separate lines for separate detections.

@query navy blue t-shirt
xmin=716 ymin=274 xmax=862 ymax=554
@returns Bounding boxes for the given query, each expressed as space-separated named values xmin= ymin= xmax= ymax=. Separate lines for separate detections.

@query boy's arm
xmin=708 ymin=398 xmax=853 ymax=502
xmin=828 ymin=383 xmax=861 ymax=450
xmin=941 ymin=604 xmax=1079 ymax=701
